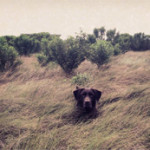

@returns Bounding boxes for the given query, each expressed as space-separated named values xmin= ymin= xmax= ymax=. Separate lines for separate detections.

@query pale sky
xmin=0 ymin=0 xmax=150 ymax=39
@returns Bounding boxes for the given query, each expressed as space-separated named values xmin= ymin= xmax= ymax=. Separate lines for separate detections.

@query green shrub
xmin=71 ymin=73 xmax=90 ymax=86
xmin=88 ymin=40 xmax=114 ymax=68
xmin=37 ymin=53 xmax=48 ymax=66
xmin=13 ymin=59 xmax=23 ymax=67
xmin=116 ymin=33 xmax=132 ymax=52
xmin=15 ymin=35 xmax=34 ymax=55
xmin=114 ymin=44 xmax=121 ymax=55
xmin=46 ymin=37 xmax=85 ymax=74
xmin=14 ymin=33 xmax=54 ymax=55
xmin=131 ymin=33 xmax=150 ymax=51
xmin=0 ymin=37 xmax=18 ymax=71
xmin=106 ymin=29 xmax=116 ymax=44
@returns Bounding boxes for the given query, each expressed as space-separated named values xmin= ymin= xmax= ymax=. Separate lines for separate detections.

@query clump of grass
xmin=71 ymin=73 xmax=90 ymax=86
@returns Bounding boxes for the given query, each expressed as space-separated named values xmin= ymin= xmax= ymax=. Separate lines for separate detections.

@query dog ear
xmin=73 ymin=88 xmax=84 ymax=101
xmin=92 ymin=89 xmax=102 ymax=101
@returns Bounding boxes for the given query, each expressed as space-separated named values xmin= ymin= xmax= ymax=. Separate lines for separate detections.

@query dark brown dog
xmin=73 ymin=87 xmax=102 ymax=112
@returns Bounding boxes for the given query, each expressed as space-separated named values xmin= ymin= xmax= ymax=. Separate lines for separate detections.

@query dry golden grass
xmin=0 ymin=51 xmax=150 ymax=150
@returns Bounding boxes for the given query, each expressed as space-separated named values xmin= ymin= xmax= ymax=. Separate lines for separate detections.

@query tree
xmin=93 ymin=28 xmax=99 ymax=39
xmin=15 ymin=34 xmax=34 ymax=55
xmin=142 ymin=35 xmax=150 ymax=50
xmin=63 ymin=37 xmax=85 ymax=73
xmin=4 ymin=35 xmax=16 ymax=47
xmin=114 ymin=44 xmax=121 ymax=55
xmin=41 ymin=38 xmax=53 ymax=62
xmin=87 ymin=34 xmax=96 ymax=44
xmin=45 ymin=37 xmax=85 ymax=74
xmin=88 ymin=40 xmax=114 ymax=68
xmin=14 ymin=33 xmax=57 ymax=55
xmin=0 ymin=37 xmax=18 ymax=71
xmin=75 ymin=30 xmax=89 ymax=59
xmin=131 ymin=33 xmax=145 ymax=51
xmin=99 ymin=26 xmax=106 ymax=40
xmin=106 ymin=29 xmax=116 ymax=45
xmin=117 ymin=33 xmax=132 ymax=52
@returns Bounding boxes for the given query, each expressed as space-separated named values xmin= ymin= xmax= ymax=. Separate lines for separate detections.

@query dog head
xmin=73 ymin=87 xmax=102 ymax=112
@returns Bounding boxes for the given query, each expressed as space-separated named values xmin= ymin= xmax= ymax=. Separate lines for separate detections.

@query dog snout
xmin=84 ymin=97 xmax=92 ymax=108
xmin=85 ymin=101 xmax=91 ymax=107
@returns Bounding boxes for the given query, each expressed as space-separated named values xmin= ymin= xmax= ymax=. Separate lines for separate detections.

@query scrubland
xmin=0 ymin=51 xmax=150 ymax=150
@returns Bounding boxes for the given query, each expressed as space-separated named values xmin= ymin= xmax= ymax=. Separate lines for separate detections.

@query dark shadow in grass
xmin=0 ymin=125 xmax=26 ymax=150
xmin=36 ymin=104 xmax=64 ymax=117
xmin=125 ymin=89 xmax=147 ymax=100
xmin=143 ymin=129 xmax=150 ymax=149
xmin=0 ymin=80 xmax=8 ymax=85
xmin=97 ymin=97 xmax=122 ymax=109
xmin=62 ymin=107 xmax=102 ymax=125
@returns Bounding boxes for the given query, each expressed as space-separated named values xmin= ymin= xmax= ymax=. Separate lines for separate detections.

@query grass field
xmin=0 ymin=51 xmax=150 ymax=150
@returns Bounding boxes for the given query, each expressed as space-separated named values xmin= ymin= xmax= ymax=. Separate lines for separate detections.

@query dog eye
xmin=89 ymin=94 xmax=94 ymax=98
xmin=82 ymin=93 xmax=86 ymax=97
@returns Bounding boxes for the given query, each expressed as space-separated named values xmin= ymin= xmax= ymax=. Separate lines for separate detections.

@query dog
xmin=73 ymin=86 xmax=102 ymax=112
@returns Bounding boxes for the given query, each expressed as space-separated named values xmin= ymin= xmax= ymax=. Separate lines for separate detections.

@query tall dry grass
xmin=0 ymin=51 xmax=150 ymax=150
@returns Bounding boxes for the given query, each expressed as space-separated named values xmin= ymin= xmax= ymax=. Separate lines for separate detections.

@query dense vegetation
xmin=0 ymin=27 xmax=150 ymax=72
xmin=0 ymin=37 xmax=18 ymax=71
